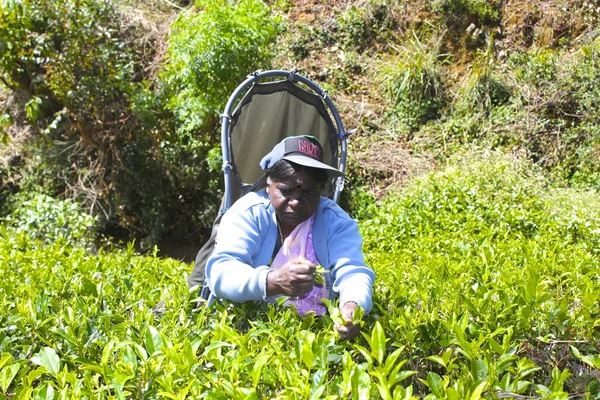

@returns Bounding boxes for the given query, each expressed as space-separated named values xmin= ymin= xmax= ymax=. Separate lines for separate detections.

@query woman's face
xmin=268 ymin=169 xmax=322 ymax=227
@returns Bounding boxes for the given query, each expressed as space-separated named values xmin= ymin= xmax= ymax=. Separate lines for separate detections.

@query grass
xmin=375 ymin=30 xmax=447 ymax=109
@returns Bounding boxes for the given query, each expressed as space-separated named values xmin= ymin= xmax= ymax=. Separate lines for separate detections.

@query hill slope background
xmin=1 ymin=0 xmax=599 ymax=246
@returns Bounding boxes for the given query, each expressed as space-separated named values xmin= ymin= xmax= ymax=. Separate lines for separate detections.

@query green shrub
xmin=159 ymin=0 xmax=282 ymax=139
xmin=280 ymin=6 xmax=368 ymax=61
xmin=2 ymin=192 xmax=97 ymax=246
xmin=0 ymin=0 xmax=283 ymax=244
xmin=359 ymin=150 xmax=600 ymax=395
xmin=509 ymin=48 xmax=558 ymax=86
xmin=428 ymin=0 xmax=502 ymax=52
xmin=334 ymin=6 xmax=369 ymax=50
xmin=0 ymin=0 xmax=158 ymax=238
xmin=2 ymin=151 xmax=599 ymax=398
xmin=0 ymin=107 xmax=10 ymax=144
xmin=362 ymin=0 xmax=401 ymax=33
xmin=571 ymin=38 xmax=600 ymax=116
xmin=431 ymin=0 xmax=502 ymax=26
xmin=0 ymin=0 xmax=141 ymax=131
xmin=435 ymin=38 xmax=600 ymax=189
xmin=454 ymin=36 xmax=511 ymax=116
xmin=502 ymin=39 xmax=600 ymax=186
xmin=124 ymin=0 xmax=282 ymax=244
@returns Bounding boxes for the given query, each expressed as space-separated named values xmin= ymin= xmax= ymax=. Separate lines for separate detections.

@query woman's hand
xmin=335 ymin=302 xmax=361 ymax=340
xmin=266 ymin=258 xmax=316 ymax=297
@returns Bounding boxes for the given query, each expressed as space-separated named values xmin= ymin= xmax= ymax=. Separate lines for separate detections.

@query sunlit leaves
xmin=31 ymin=348 xmax=60 ymax=378
xmin=160 ymin=0 xmax=282 ymax=137
xmin=571 ymin=346 xmax=600 ymax=370
xmin=0 ymin=363 xmax=19 ymax=392
xmin=2 ymin=150 xmax=600 ymax=398
xmin=144 ymin=326 xmax=163 ymax=357
xmin=361 ymin=150 xmax=600 ymax=397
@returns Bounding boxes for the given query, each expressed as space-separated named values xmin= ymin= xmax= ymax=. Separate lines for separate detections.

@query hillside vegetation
xmin=1 ymin=0 xmax=600 ymax=398
xmin=1 ymin=0 xmax=599 ymax=241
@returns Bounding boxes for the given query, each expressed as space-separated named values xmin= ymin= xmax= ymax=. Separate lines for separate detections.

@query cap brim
xmin=283 ymin=155 xmax=344 ymax=178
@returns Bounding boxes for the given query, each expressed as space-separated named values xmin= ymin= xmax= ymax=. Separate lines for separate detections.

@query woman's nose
xmin=288 ymin=197 xmax=300 ymax=208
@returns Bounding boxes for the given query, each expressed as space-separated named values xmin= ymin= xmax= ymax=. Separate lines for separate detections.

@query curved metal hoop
xmin=220 ymin=70 xmax=349 ymax=208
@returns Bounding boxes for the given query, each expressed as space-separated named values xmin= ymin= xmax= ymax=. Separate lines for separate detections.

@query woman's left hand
xmin=335 ymin=302 xmax=361 ymax=340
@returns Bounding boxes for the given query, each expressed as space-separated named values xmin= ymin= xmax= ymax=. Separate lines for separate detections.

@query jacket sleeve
xmin=205 ymin=205 xmax=271 ymax=302
xmin=326 ymin=208 xmax=375 ymax=313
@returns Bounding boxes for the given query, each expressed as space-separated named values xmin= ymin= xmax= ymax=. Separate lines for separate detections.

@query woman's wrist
xmin=266 ymin=269 xmax=280 ymax=296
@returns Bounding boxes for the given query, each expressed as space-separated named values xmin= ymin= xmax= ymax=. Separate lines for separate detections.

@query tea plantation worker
xmin=205 ymin=135 xmax=375 ymax=340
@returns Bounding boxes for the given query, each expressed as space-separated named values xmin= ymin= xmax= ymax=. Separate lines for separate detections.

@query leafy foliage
xmin=1 ymin=152 xmax=599 ymax=398
xmin=118 ymin=0 xmax=284 ymax=244
xmin=2 ymin=192 xmax=97 ymax=246
xmin=159 ymin=0 xmax=282 ymax=138
xmin=360 ymin=150 xmax=600 ymax=397
xmin=415 ymin=34 xmax=600 ymax=193
xmin=0 ymin=0 xmax=140 ymax=133
xmin=0 ymin=0 xmax=284 ymax=245
xmin=0 ymin=0 xmax=149 ymax=235
xmin=2 ymin=1 xmax=600 ymax=395
xmin=454 ymin=35 xmax=511 ymax=116
xmin=333 ymin=6 xmax=370 ymax=51
xmin=431 ymin=0 xmax=502 ymax=26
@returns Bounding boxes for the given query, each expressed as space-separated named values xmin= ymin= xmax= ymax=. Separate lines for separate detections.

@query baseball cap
xmin=259 ymin=135 xmax=344 ymax=178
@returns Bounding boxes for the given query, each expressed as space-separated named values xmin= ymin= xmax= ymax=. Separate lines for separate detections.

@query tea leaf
xmin=144 ymin=326 xmax=163 ymax=356
xmin=252 ymin=353 xmax=270 ymax=388
xmin=0 ymin=364 xmax=19 ymax=392
xmin=314 ymin=265 xmax=328 ymax=285
xmin=371 ymin=321 xmax=386 ymax=365
xmin=470 ymin=381 xmax=487 ymax=400
xmin=36 ymin=382 xmax=54 ymax=400
xmin=427 ymin=372 xmax=443 ymax=398
xmin=32 ymin=348 xmax=60 ymax=378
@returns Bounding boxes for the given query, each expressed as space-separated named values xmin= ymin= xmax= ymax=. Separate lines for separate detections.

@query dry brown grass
xmin=353 ymin=138 xmax=436 ymax=198
xmin=117 ymin=1 xmax=179 ymax=80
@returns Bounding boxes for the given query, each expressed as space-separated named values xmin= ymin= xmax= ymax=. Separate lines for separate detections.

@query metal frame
xmin=220 ymin=69 xmax=350 ymax=209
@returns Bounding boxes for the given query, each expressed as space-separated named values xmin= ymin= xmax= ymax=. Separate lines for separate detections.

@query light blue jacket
xmin=206 ymin=190 xmax=375 ymax=312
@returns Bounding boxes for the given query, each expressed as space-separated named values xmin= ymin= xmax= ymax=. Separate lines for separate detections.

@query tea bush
xmin=1 ymin=150 xmax=599 ymax=398
xmin=1 ymin=192 xmax=97 ymax=246
xmin=361 ymin=150 xmax=600 ymax=397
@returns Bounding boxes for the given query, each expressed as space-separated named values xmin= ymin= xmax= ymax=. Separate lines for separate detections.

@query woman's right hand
xmin=266 ymin=258 xmax=316 ymax=297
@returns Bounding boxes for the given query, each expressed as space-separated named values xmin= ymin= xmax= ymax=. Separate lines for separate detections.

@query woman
xmin=205 ymin=135 xmax=375 ymax=340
